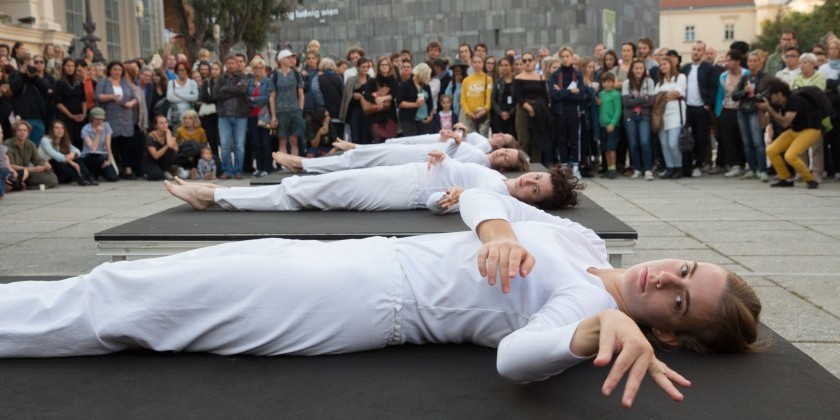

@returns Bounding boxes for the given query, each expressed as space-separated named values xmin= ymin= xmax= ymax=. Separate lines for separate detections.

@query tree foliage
xmin=171 ymin=0 xmax=302 ymax=60
xmin=754 ymin=0 xmax=840 ymax=53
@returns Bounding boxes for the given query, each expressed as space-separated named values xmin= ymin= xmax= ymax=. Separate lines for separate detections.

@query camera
xmin=26 ymin=65 xmax=37 ymax=75
xmin=754 ymin=91 xmax=769 ymax=102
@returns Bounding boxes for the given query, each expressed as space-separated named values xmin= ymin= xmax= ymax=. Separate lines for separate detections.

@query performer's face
xmin=617 ymin=259 xmax=727 ymax=334
xmin=507 ymin=172 xmax=553 ymax=204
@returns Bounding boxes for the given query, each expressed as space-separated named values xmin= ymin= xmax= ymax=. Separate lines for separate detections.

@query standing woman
xmin=142 ymin=115 xmax=179 ymax=181
xmin=166 ymin=61 xmax=199 ymax=127
xmin=396 ymin=63 xmax=433 ymax=136
xmin=445 ymin=59 xmax=469 ymax=123
xmin=199 ymin=62 xmax=221 ymax=161
xmin=655 ymin=57 xmax=687 ymax=179
xmin=622 ymin=59 xmax=656 ymax=180
xmin=364 ymin=56 xmax=398 ymax=143
xmin=484 ymin=55 xmax=499 ymax=81
xmin=491 ymin=57 xmax=515 ymax=136
xmin=580 ymin=57 xmax=601 ymax=170
xmin=548 ymin=47 xmax=585 ymax=174
xmin=246 ymin=57 xmax=275 ymax=178
xmin=340 ymin=57 xmax=372 ymax=143
xmin=617 ymin=43 xmax=636 ymax=84
xmin=38 ymin=120 xmax=94 ymax=185
xmin=598 ymin=50 xmax=619 ymax=82
xmin=514 ymin=52 xmax=549 ymax=163
xmin=0 ymin=64 xmax=13 ymax=140
xmin=732 ymin=51 xmax=768 ymax=181
xmin=54 ymin=58 xmax=87 ymax=150
xmin=76 ymin=60 xmax=95 ymax=117
xmin=95 ymin=61 xmax=139 ymax=179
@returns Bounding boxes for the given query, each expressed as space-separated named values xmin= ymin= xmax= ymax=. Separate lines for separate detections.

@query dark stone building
xmin=274 ymin=0 xmax=659 ymax=60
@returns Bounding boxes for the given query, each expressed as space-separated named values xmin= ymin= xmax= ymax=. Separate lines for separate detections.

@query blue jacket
xmin=714 ymin=68 xmax=749 ymax=117
xmin=247 ymin=76 xmax=275 ymax=109
xmin=548 ymin=65 xmax=584 ymax=112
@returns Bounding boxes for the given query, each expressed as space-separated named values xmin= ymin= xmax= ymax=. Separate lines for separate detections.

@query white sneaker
xmin=740 ymin=170 xmax=756 ymax=179
xmin=758 ymin=171 xmax=769 ymax=182
xmin=630 ymin=170 xmax=642 ymax=179
xmin=177 ymin=167 xmax=190 ymax=179
xmin=572 ymin=165 xmax=581 ymax=179
xmin=163 ymin=171 xmax=175 ymax=181
xmin=724 ymin=166 xmax=742 ymax=177
xmin=644 ymin=170 xmax=654 ymax=181
xmin=691 ymin=168 xmax=702 ymax=178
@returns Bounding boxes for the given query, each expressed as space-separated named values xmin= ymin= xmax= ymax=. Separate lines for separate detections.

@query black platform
xmin=0 ymin=318 xmax=837 ymax=419
xmin=95 ymin=194 xmax=637 ymax=265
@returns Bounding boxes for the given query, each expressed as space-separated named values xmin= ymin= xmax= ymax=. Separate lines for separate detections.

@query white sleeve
xmin=443 ymin=138 xmax=460 ymax=157
xmin=384 ymin=133 xmax=440 ymax=145
xmin=465 ymin=132 xmax=492 ymax=153
xmin=496 ymin=318 xmax=588 ymax=383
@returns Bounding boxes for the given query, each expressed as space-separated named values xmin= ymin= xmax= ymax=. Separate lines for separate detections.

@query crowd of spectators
xmin=2 ymin=28 xmax=840 ymax=199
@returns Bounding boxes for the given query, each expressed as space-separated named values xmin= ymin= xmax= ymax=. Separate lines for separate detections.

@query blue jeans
xmin=348 ymin=108 xmax=370 ymax=144
xmin=659 ymin=127 xmax=682 ymax=169
xmin=0 ymin=167 xmax=9 ymax=197
xmin=737 ymin=110 xmax=767 ymax=172
xmin=624 ymin=115 xmax=653 ymax=171
xmin=218 ymin=117 xmax=247 ymax=176
xmin=26 ymin=119 xmax=45 ymax=147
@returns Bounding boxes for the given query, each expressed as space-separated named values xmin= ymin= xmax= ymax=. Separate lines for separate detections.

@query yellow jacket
xmin=460 ymin=73 xmax=493 ymax=115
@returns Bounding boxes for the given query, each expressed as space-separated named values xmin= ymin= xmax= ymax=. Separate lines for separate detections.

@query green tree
xmin=171 ymin=0 xmax=302 ymax=60
xmin=754 ymin=0 xmax=840 ymax=53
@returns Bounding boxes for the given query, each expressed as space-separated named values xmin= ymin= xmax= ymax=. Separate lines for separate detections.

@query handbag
xmin=678 ymin=99 xmax=694 ymax=153
xmin=198 ymin=102 xmax=216 ymax=116
xmin=370 ymin=119 xmax=397 ymax=140
xmin=256 ymin=106 xmax=272 ymax=128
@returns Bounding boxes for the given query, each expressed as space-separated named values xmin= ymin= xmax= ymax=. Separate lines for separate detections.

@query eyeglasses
xmin=522 ymin=58 xmax=533 ymax=63
xmin=34 ymin=60 xmax=44 ymax=64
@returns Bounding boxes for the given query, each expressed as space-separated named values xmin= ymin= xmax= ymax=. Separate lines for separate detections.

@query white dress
xmin=385 ymin=132 xmax=494 ymax=154
xmin=302 ymin=140 xmax=490 ymax=173
xmin=214 ymin=159 xmax=508 ymax=213
xmin=0 ymin=190 xmax=615 ymax=384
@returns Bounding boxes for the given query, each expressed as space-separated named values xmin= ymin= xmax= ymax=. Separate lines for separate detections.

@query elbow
xmin=496 ymin=358 xmax=533 ymax=384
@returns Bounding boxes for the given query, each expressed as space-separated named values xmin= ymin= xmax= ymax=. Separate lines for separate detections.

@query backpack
xmin=792 ymin=86 xmax=835 ymax=132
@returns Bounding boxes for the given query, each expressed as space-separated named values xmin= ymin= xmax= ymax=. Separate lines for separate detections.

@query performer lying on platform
xmin=272 ymin=138 xmax=529 ymax=174
xmin=166 ymin=152 xmax=581 ymax=212
xmin=383 ymin=123 xmax=518 ymax=153
xmin=0 ymin=189 xmax=762 ymax=409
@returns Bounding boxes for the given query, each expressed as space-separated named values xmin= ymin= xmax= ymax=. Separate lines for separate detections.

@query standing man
xmin=681 ymin=40 xmax=719 ymax=178
xmin=474 ymin=43 xmax=488 ymax=60
xmin=426 ymin=40 xmax=442 ymax=65
xmin=775 ymin=47 xmax=802 ymax=86
xmin=9 ymin=55 xmax=51 ymax=146
xmin=270 ymin=49 xmax=305 ymax=159
xmin=214 ymin=55 xmax=249 ymax=179
xmin=343 ymin=46 xmax=370 ymax=86
xmin=765 ymin=29 xmax=798 ymax=77
xmin=637 ymin=37 xmax=659 ymax=81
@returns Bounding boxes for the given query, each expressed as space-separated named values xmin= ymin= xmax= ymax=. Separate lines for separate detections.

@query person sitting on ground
xmin=195 ymin=146 xmax=217 ymax=180
xmin=3 ymin=120 xmax=58 ymax=189
xmin=142 ymin=115 xmax=179 ymax=181
xmin=305 ymin=107 xmax=340 ymax=157
xmin=174 ymin=109 xmax=207 ymax=175
xmin=38 ymin=120 xmax=96 ymax=186
xmin=0 ymin=189 xmax=762 ymax=410
xmin=166 ymin=152 xmax=579 ymax=212
xmin=80 ymin=107 xmax=119 ymax=183
xmin=273 ymin=135 xmax=528 ymax=174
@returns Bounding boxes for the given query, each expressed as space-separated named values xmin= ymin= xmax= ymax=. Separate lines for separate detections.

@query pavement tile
xmin=753 ymin=286 xmax=840 ymax=342
xmin=765 ymin=276 xmax=840 ymax=318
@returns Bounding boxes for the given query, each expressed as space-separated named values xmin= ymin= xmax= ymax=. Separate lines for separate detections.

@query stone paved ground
xmin=1 ymin=174 xmax=838 ymax=378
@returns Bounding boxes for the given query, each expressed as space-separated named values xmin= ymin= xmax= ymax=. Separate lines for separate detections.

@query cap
xmin=90 ymin=107 xmax=106 ymax=120
xmin=277 ymin=49 xmax=294 ymax=61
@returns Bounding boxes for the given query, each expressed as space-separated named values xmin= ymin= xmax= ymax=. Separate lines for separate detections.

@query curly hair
xmin=534 ymin=164 xmax=584 ymax=209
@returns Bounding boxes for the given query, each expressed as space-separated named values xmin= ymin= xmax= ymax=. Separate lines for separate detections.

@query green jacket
xmin=598 ymin=89 xmax=622 ymax=128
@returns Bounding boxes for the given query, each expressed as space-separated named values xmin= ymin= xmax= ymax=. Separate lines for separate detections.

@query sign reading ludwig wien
xmin=286 ymin=8 xmax=340 ymax=21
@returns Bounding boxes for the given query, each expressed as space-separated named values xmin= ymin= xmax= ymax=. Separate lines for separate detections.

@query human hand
xmin=570 ymin=87 xmax=580 ymax=94
xmin=592 ymin=310 xmax=691 ymax=408
xmin=427 ymin=150 xmax=446 ymax=168
xmin=666 ymin=90 xmax=680 ymax=100
xmin=453 ymin=122 xmax=468 ymax=132
xmin=553 ymin=84 xmax=561 ymax=91
xmin=607 ymin=125 xmax=614 ymax=133
xmin=332 ymin=138 xmax=356 ymax=151
xmin=437 ymin=186 xmax=464 ymax=209
xmin=423 ymin=115 xmax=433 ymax=124
xmin=501 ymin=111 xmax=510 ymax=120
xmin=756 ymin=99 xmax=770 ymax=112
xmin=271 ymin=116 xmax=278 ymax=128
xmin=596 ymin=97 xmax=602 ymax=106
xmin=476 ymin=236 xmax=535 ymax=294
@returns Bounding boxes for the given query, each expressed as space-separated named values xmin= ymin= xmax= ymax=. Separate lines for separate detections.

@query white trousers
xmin=0 ymin=237 xmax=404 ymax=357
xmin=214 ymin=164 xmax=423 ymax=211
xmin=301 ymin=146 xmax=429 ymax=173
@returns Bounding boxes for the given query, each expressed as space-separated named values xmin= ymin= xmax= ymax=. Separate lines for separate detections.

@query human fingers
xmin=498 ymin=245 xmax=513 ymax=294
xmin=485 ymin=246 xmax=500 ymax=287
xmin=648 ymin=364 xmax=687 ymax=403
xmin=618 ymin=349 xmax=653 ymax=408
xmin=477 ymin=245 xmax=489 ymax=277
xmin=520 ymin=252 xmax=536 ymax=277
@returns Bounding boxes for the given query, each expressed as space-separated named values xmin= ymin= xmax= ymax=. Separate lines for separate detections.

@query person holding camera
xmin=732 ymin=51 xmax=768 ymax=181
xmin=756 ymin=77 xmax=823 ymax=189
xmin=9 ymin=55 xmax=51 ymax=146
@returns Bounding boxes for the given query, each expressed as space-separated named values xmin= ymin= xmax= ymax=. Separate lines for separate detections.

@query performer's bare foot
xmin=164 ymin=180 xmax=214 ymax=210
xmin=332 ymin=139 xmax=356 ymax=151
xmin=173 ymin=176 xmax=223 ymax=189
xmin=272 ymin=151 xmax=303 ymax=172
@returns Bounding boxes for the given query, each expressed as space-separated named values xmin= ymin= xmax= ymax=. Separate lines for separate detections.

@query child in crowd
xmin=598 ymin=72 xmax=622 ymax=179
xmin=436 ymin=95 xmax=457 ymax=131
xmin=175 ymin=110 xmax=207 ymax=178
xmin=195 ymin=146 xmax=217 ymax=180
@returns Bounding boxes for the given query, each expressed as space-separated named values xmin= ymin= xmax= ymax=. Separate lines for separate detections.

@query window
xmin=684 ymin=25 xmax=695 ymax=42
xmin=139 ymin=0 xmax=153 ymax=58
xmin=724 ymin=24 xmax=735 ymax=41
xmin=105 ymin=0 xmax=121 ymax=60
xmin=65 ymin=0 xmax=84 ymax=36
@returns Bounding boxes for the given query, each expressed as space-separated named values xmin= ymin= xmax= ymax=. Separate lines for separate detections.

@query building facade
xmin=660 ymin=0 xmax=825 ymax=60
xmin=274 ymin=0 xmax=660 ymax=61
xmin=0 ymin=0 xmax=166 ymax=62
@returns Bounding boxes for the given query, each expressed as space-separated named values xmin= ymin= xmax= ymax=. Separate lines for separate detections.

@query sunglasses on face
xmin=522 ymin=58 xmax=533 ymax=63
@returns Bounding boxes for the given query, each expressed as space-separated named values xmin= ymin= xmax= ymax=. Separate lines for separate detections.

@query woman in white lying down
xmin=166 ymin=153 xmax=580 ymax=212
xmin=272 ymin=137 xmax=529 ymax=174
xmin=0 ymin=189 xmax=761 ymax=409
xmin=382 ymin=123 xmax=518 ymax=153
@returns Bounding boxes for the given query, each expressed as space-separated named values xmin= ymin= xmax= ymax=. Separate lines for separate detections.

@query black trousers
xmin=686 ymin=105 xmax=711 ymax=169
xmin=82 ymin=154 xmax=118 ymax=182
xmin=553 ymin=107 xmax=580 ymax=165
xmin=142 ymin=149 xmax=178 ymax=181
xmin=49 ymin=158 xmax=90 ymax=183
xmin=717 ymin=108 xmax=745 ymax=167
